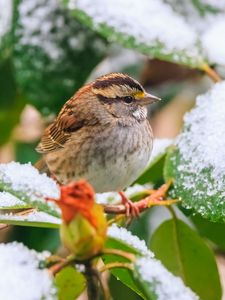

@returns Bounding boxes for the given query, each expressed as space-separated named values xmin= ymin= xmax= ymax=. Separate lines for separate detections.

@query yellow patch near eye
xmin=134 ymin=91 xmax=145 ymax=99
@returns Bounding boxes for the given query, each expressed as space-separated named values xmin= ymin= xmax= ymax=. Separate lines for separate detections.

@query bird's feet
xmin=119 ymin=191 xmax=139 ymax=218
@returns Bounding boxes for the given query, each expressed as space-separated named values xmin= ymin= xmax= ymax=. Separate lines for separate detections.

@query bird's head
xmin=91 ymin=73 xmax=160 ymax=121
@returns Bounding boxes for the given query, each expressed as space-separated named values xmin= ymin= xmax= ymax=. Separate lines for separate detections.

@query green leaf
xmin=104 ymin=237 xmax=146 ymax=299
xmin=0 ymin=211 xmax=60 ymax=228
xmin=66 ymin=1 xmax=206 ymax=68
xmin=192 ymin=214 xmax=225 ymax=251
xmin=55 ymin=266 xmax=86 ymax=300
xmin=164 ymin=82 xmax=225 ymax=222
xmin=150 ymin=219 xmax=222 ymax=300
xmin=13 ymin=0 xmax=107 ymax=114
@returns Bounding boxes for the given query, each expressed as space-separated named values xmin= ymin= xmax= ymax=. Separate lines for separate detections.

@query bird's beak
xmin=139 ymin=93 xmax=161 ymax=106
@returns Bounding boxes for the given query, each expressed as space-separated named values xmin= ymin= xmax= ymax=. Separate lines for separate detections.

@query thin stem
xmin=167 ymin=205 xmax=177 ymax=219
xmin=48 ymin=258 xmax=72 ymax=276
xmin=92 ymin=267 xmax=112 ymax=300
xmin=201 ymin=63 xmax=222 ymax=82
xmin=102 ymin=248 xmax=136 ymax=262
xmin=100 ymin=262 xmax=133 ymax=273
xmin=85 ymin=262 xmax=100 ymax=300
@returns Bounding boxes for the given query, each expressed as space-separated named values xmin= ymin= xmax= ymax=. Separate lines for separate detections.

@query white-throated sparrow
xmin=36 ymin=73 xmax=160 ymax=215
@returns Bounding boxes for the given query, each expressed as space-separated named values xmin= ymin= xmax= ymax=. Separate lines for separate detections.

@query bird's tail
xmin=34 ymin=158 xmax=50 ymax=175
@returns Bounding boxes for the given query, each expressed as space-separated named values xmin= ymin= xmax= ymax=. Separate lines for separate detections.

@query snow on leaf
xmin=0 ymin=242 xmax=57 ymax=300
xmin=165 ymin=81 xmax=225 ymax=222
xmin=67 ymin=0 xmax=205 ymax=67
xmin=202 ymin=18 xmax=225 ymax=65
xmin=0 ymin=162 xmax=60 ymax=217
xmin=96 ymin=184 xmax=151 ymax=205
xmin=135 ymin=257 xmax=199 ymax=300
xmin=149 ymin=138 xmax=173 ymax=165
xmin=108 ymin=224 xmax=153 ymax=258
xmin=107 ymin=225 xmax=198 ymax=299
xmin=0 ymin=191 xmax=28 ymax=209
xmin=14 ymin=0 xmax=107 ymax=113
xmin=0 ymin=0 xmax=12 ymax=41
xmin=0 ymin=211 xmax=60 ymax=228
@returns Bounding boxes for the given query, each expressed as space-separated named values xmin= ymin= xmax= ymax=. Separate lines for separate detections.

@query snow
xmin=136 ymin=257 xmax=199 ymax=300
xmin=108 ymin=225 xmax=198 ymax=299
xmin=200 ymin=0 xmax=225 ymax=9
xmin=16 ymin=0 xmax=106 ymax=61
xmin=0 ymin=211 xmax=61 ymax=225
xmin=150 ymin=139 xmax=173 ymax=164
xmin=174 ymin=81 xmax=225 ymax=218
xmin=96 ymin=184 xmax=151 ymax=205
xmin=0 ymin=242 xmax=56 ymax=300
xmin=202 ymin=19 xmax=225 ymax=65
xmin=69 ymin=0 xmax=201 ymax=64
xmin=108 ymin=224 xmax=154 ymax=257
xmin=0 ymin=192 xmax=26 ymax=208
xmin=17 ymin=0 xmax=64 ymax=60
xmin=0 ymin=0 xmax=12 ymax=40
xmin=0 ymin=162 xmax=60 ymax=215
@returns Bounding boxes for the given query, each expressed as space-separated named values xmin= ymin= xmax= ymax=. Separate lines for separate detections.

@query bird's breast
xmin=45 ymin=120 xmax=153 ymax=192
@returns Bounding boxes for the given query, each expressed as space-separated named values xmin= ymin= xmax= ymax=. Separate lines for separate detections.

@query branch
xmin=103 ymin=181 xmax=179 ymax=215
xmin=201 ymin=64 xmax=222 ymax=82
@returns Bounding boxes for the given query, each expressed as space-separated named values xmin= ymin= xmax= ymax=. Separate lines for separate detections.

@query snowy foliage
xmin=0 ymin=242 xmax=56 ymax=300
xmin=108 ymin=225 xmax=198 ymax=299
xmin=68 ymin=0 xmax=225 ymax=66
xmin=0 ymin=211 xmax=61 ymax=227
xmin=108 ymin=224 xmax=153 ymax=257
xmin=135 ymin=257 xmax=199 ymax=300
xmin=0 ymin=191 xmax=26 ymax=208
xmin=166 ymin=81 xmax=225 ymax=221
xmin=202 ymin=19 xmax=225 ymax=65
xmin=0 ymin=162 xmax=60 ymax=216
xmin=69 ymin=0 xmax=202 ymax=67
xmin=0 ymin=0 xmax=12 ymax=40
xmin=150 ymin=139 xmax=173 ymax=164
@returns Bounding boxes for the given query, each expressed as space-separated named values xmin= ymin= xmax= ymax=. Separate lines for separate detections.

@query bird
xmin=35 ymin=73 xmax=160 ymax=216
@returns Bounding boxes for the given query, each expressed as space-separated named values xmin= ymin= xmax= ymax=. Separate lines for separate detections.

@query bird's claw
xmin=119 ymin=191 xmax=140 ymax=220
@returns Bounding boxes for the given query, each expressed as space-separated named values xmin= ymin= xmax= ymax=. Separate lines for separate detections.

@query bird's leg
xmin=139 ymin=180 xmax=173 ymax=208
xmin=119 ymin=191 xmax=139 ymax=218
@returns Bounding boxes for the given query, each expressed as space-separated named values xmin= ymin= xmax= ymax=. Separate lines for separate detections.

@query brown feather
xmin=34 ymin=158 xmax=50 ymax=175
xmin=36 ymin=99 xmax=84 ymax=154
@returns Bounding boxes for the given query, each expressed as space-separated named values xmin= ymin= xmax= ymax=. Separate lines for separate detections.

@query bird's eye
xmin=123 ymin=96 xmax=133 ymax=104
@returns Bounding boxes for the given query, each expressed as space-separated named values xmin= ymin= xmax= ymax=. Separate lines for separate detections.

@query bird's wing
xmin=36 ymin=112 xmax=83 ymax=154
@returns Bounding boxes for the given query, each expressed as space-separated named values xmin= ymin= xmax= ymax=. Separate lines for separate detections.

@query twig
xmin=103 ymin=181 xmax=179 ymax=215
xmin=102 ymin=248 xmax=135 ymax=262
xmin=48 ymin=258 xmax=72 ymax=276
xmin=201 ymin=64 xmax=222 ymax=82
xmin=0 ymin=208 xmax=35 ymax=231
xmin=85 ymin=262 xmax=101 ymax=300
xmin=100 ymin=262 xmax=133 ymax=273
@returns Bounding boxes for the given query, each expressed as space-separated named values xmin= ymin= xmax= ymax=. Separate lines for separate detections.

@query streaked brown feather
xmin=36 ymin=101 xmax=84 ymax=154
